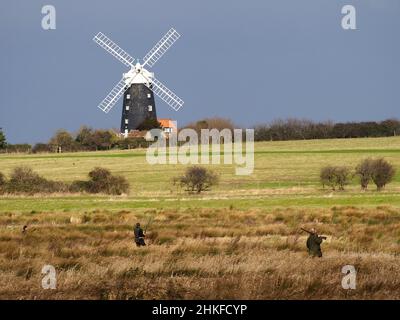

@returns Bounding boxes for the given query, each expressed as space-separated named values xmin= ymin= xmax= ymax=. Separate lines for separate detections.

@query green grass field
xmin=1 ymin=136 xmax=400 ymax=211
xmin=1 ymin=136 xmax=400 ymax=299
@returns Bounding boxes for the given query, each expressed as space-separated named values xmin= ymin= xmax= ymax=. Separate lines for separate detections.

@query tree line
xmin=0 ymin=127 xmax=152 ymax=154
xmin=1 ymin=117 xmax=399 ymax=153
xmin=254 ymin=118 xmax=400 ymax=141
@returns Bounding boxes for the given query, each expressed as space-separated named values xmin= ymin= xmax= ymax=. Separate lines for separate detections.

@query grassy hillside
xmin=0 ymin=136 xmax=399 ymax=212
xmin=0 ymin=136 xmax=400 ymax=299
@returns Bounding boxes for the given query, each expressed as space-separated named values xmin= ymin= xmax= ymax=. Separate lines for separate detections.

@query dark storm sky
xmin=0 ymin=0 xmax=399 ymax=143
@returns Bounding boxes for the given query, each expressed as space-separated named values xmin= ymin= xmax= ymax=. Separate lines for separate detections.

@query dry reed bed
xmin=0 ymin=206 xmax=399 ymax=299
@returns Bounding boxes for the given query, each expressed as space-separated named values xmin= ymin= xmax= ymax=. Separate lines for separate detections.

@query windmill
xmin=93 ymin=28 xmax=184 ymax=137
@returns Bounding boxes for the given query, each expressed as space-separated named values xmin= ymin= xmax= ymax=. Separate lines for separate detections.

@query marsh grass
xmin=0 ymin=206 xmax=400 ymax=299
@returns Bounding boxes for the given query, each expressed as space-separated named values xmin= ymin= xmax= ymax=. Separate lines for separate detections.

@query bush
xmin=320 ymin=166 xmax=336 ymax=190
xmin=0 ymin=167 xmax=129 ymax=195
xmin=355 ymin=158 xmax=396 ymax=191
xmin=8 ymin=167 xmax=43 ymax=193
xmin=71 ymin=167 xmax=129 ymax=195
xmin=370 ymin=158 xmax=396 ymax=191
xmin=355 ymin=158 xmax=375 ymax=190
xmin=320 ymin=166 xmax=351 ymax=191
xmin=174 ymin=166 xmax=218 ymax=194
xmin=5 ymin=167 xmax=67 ymax=194
xmin=69 ymin=180 xmax=90 ymax=193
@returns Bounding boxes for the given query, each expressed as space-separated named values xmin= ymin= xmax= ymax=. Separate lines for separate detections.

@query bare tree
xmin=320 ymin=166 xmax=336 ymax=190
xmin=174 ymin=166 xmax=219 ymax=194
xmin=320 ymin=166 xmax=351 ymax=191
xmin=334 ymin=167 xmax=352 ymax=190
xmin=355 ymin=158 xmax=375 ymax=190
xmin=371 ymin=158 xmax=396 ymax=191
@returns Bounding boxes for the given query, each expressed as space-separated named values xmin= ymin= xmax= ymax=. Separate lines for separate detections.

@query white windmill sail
xmin=97 ymin=78 xmax=127 ymax=113
xmin=150 ymin=76 xmax=184 ymax=111
xmin=142 ymin=28 xmax=181 ymax=68
xmin=93 ymin=32 xmax=135 ymax=68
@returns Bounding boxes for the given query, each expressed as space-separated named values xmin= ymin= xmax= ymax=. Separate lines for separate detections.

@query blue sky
xmin=0 ymin=0 xmax=399 ymax=143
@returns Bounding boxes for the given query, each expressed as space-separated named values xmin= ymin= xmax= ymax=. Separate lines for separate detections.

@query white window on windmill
xmin=147 ymin=93 xmax=151 ymax=98
xmin=126 ymin=94 xmax=131 ymax=99
xmin=125 ymin=119 xmax=129 ymax=124
xmin=148 ymin=105 xmax=153 ymax=112
xmin=125 ymin=105 xmax=130 ymax=111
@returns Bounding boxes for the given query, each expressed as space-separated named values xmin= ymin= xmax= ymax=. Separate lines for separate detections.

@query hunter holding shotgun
xmin=134 ymin=217 xmax=154 ymax=247
xmin=301 ymin=228 xmax=327 ymax=258
xmin=134 ymin=222 xmax=146 ymax=247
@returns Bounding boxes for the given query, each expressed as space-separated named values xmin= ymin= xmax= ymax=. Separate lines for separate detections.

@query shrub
xmin=5 ymin=167 xmax=67 ymax=194
xmin=0 ymin=167 xmax=129 ymax=195
xmin=370 ymin=158 xmax=396 ymax=191
xmin=174 ymin=166 xmax=218 ymax=194
xmin=69 ymin=180 xmax=90 ymax=193
xmin=71 ymin=167 xmax=129 ymax=195
xmin=320 ymin=166 xmax=337 ymax=190
xmin=8 ymin=167 xmax=44 ymax=193
xmin=355 ymin=158 xmax=375 ymax=190
xmin=320 ymin=166 xmax=351 ymax=191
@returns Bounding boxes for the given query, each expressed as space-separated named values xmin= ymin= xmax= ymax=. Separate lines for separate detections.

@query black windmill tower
xmin=93 ymin=28 xmax=184 ymax=136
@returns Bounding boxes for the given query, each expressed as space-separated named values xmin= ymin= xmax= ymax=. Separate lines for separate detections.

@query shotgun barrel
xmin=301 ymin=228 xmax=327 ymax=240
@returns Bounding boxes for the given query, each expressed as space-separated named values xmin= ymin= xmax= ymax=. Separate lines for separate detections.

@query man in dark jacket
xmin=134 ymin=222 xmax=146 ymax=247
xmin=306 ymin=228 xmax=325 ymax=257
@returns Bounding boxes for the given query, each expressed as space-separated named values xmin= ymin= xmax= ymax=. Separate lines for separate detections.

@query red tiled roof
xmin=158 ymin=118 xmax=176 ymax=128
